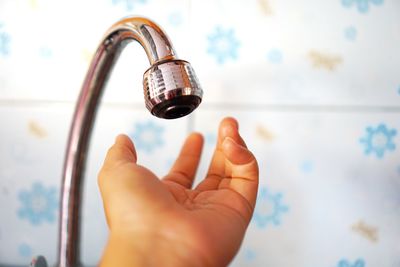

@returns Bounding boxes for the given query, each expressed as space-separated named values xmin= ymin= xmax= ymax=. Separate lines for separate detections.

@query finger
xmin=222 ymin=136 xmax=259 ymax=208
xmin=196 ymin=117 xmax=246 ymax=191
xmin=162 ymin=133 xmax=204 ymax=188
xmin=98 ymin=134 xmax=175 ymax=229
xmin=100 ymin=134 xmax=137 ymax=172
xmin=97 ymin=134 xmax=137 ymax=226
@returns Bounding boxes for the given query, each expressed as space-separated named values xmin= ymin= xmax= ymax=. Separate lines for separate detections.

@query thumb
xmin=97 ymin=134 xmax=138 ymax=205
xmin=98 ymin=134 xmax=165 ymax=201
xmin=102 ymin=134 xmax=137 ymax=170
xmin=98 ymin=134 xmax=174 ymax=229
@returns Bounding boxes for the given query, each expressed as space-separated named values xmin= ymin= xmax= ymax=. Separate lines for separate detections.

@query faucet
xmin=56 ymin=16 xmax=202 ymax=267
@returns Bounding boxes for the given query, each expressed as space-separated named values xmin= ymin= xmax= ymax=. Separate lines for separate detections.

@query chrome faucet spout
xmin=57 ymin=16 xmax=202 ymax=267
xmin=105 ymin=16 xmax=178 ymax=65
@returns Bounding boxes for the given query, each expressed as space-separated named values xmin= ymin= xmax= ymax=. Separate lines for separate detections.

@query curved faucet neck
xmin=107 ymin=17 xmax=178 ymax=65
xmin=57 ymin=17 xmax=177 ymax=267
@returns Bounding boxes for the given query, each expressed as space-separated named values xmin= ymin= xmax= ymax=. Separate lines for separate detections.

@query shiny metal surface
xmin=143 ymin=59 xmax=203 ymax=118
xmin=57 ymin=16 xmax=202 ymax=267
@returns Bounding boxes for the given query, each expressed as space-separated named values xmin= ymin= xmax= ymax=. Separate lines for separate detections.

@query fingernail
xmin=222 ymin=123 xmax=237 ymax=138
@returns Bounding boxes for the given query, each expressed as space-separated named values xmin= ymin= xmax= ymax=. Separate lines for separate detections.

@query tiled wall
xmin=1 ymin=0 xmax=400 ymax=266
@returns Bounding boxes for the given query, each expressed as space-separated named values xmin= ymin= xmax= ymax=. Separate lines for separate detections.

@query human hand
xmin=98 ymin=117 xmax=259 ymax=267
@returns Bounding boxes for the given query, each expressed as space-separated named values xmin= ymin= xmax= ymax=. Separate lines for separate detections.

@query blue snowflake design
xmin=207 ymin=26 xmax=240 ymax=64
xmin=267 ymin=49 xmax=283 ymax=64
xmin=130 ymin=121 xmax=165 ymax=153
xmin=252 ymin=187 xmax=289 ymax=228
xmin=344 ymin=26 xmax=357 ymax=41
xmin=168 ymin=12 xmax=183 ymax=27
xmin=17 ymin=182 xmax=58 ymax=225
xmin=300 ymin=160 xmax=314 ymax=173
xmin=39 ymin=46 xmax=53 ymax=58
xmin=112 ymin=0 xmax=146 ymax=11
xmin=341 ymin=0 xmax=384 ymax=13
xmin=337 ymin=258 xmax=366 ymax=267
xmin=243 ymin=248 xmax=256 ymax=262
xmin=360 ymin=124 xmax=397 ymax=158
xmin=0 ymin=23 xmax=11 ymax=56
xmin=18 ymin=243 xmax=32 ymax=258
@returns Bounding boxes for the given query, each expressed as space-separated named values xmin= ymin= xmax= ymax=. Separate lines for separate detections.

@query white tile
xmin=0 ymin=103 xmax=72 ymax=265
xmin=193 ymin=108 xmax=400 ymax=267
xmin=0 ymin=103 xmax=191 ymax=265
xmin=79 ymin=107 xmax=191 ymax=265
xmin=188 ymin=0 xmax=400 ymax=106
xmin=0 ymin=0 xmax=400 ymax=266
xmin=0 ymin=0 xmax=191 ymax=104
xmin=2 ymin=0 xmax=400 ymax=106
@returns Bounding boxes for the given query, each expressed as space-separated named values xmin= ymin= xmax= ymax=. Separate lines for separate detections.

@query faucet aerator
xmin=152 ymin=95 xmax=201 ymax=119
xmin=143 ymin=59 xmax=203 ymax=119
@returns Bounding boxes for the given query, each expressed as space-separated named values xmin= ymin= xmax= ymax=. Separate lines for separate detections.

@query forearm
xmin=99 ymin=231 xmax=204 ymax=267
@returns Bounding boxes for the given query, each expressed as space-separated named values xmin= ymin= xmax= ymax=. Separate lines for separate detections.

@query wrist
xmin=100 ymin=228 xmax=208 ymax=267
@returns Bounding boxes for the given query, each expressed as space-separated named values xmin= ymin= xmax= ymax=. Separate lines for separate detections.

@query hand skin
xmin=98 ymin=117 xmax=259 ymax=267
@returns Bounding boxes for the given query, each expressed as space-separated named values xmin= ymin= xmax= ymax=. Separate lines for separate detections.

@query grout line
xmin=200 ymin=103 xmax=400 ymax=113
xmin=0 ymin=99 xmax=74 ymax=106
xmin=0 ymin=99 xmax=399 ymax=113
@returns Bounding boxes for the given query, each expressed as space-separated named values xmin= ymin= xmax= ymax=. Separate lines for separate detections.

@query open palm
xmin=98 ymin=117 xmax=259 ymax=267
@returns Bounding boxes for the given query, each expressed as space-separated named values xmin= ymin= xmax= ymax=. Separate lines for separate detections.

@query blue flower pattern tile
xmin=337 ymin=258 xmax=366 ymax=267
xmin=39 ymin=46 xmax=52 ymax=59
xmin=252 ymin=187 xmax=289 ymax=228
xmin=360 ymin=124 xmax=397 ymax=158
xmin=0 ymin=24 xmax=11 ymax=56
xmin=130 ymin=121 xmax=165 ymax=153
xmin=344 ymin=26 xmax=357 ymax=41
xmin=0 ymin=0 xmax=400 ymax=265
xmin=341 ymin=0 xmax=384 ymax=13
xmin=267 ymin=49 xmax=283 ymax=64
xmin=18 ymin=243 xmax=32 ymax=258
xmin=111 ymin=0 xmax=146 ymax=11
xmin=168 ymin=12 xmax=183 ymax=27
xmin=17 ymin=182 xmax=58 ymax=225
xmin=300 ymin=160 xmax=314 ymax=173
xmin=243 ymin=248 xmax=257 ymax=262
xmin=207 ymin=26 xmax=240 ymax=64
